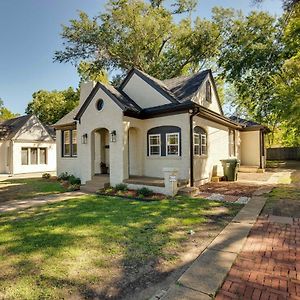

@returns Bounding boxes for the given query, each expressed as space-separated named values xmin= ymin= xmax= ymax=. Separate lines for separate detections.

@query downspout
xmin=259 ymin=129 xmax=262 ymax=169
xmin=189 ymin=108 xmax=199 ymax=187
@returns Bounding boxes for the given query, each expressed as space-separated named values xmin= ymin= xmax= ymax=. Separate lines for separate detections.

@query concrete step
xmin=81 ymin=175 xmax=110 ymax=193
xmin=238 ymin=165 xmax=259 ymax=173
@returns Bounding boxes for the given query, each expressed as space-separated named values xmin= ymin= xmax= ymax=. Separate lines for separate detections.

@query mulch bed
xmin=199 ymin=182 xmax=260 ymax=197
xmin=97 ymin=188 xmax=167 ymax=201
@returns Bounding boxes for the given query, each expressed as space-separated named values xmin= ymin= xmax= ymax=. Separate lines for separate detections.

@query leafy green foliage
xmin=54 ymin=0 xmax=299 ymax=146
xmin=25 ymin=87 xmax=79 ymax=125
xmin=58 ymin=172 xmax=81 ymax=185
xmin=0 ymin=98 xmax=19 ymax=122
xmin=54 ymin=0 xmax=220 ymax=80
xmin=115 ymin=183 xmax=128 ymax=191
xmin=137 ymin=187 xmax=154 ymax=197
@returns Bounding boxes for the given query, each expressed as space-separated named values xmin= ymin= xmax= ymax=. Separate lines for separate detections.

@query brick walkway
xmin=216 ymin=216 xmax=300 ymax=300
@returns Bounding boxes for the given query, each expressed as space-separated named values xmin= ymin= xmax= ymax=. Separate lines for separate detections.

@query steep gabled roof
xmin=0 ymin=115 xmax=32 ymax=140
xmin=163 ymin=70 xmax=210 ymax=103
xmin=0 ymin=114 xmax=55 ymax=140
xmin=120 ymin=68 xmax=180 ymax=104
xmin=74 ymin=81 xmax=141 ymax=121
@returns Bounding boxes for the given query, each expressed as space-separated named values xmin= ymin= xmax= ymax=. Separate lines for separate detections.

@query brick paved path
xmin=216 ymin=216 xmax=300 ymax=300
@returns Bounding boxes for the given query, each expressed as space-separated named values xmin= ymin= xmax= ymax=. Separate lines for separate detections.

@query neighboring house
xmin=0 ymin=114 xmax=56 ymax=175
xmin=54 ymin=68 xmax=268 ymax=190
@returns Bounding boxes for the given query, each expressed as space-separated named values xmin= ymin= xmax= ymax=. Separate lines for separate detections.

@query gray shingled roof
xmin=0 ymin=115 xmax=32 ymax=140
xmin=163 ymin=70 xmax=210 ymax=103
xmin=229 ymin=116 xmax=262 ymax=127
xmin=54 ymin=106 xmax=80 ymax=127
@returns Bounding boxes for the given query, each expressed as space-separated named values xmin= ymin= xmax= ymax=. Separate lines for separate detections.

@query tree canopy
xmin=0 ymin=99 xmax=19 ymax=122
xmin=25 ymin=87 xmax=79 ymax=125
xmin=54 ymin=0 xmax=300 ymax=146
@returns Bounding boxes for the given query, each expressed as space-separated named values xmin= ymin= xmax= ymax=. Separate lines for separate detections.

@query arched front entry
xmin=92 ymin=128 xmax=110 ymax=175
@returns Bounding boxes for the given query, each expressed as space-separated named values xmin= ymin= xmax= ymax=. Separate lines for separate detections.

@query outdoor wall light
xmin=110 ymin=130 xmax=117 ymax=142
xmin=81 ymin=133 xmax=88 ymax=144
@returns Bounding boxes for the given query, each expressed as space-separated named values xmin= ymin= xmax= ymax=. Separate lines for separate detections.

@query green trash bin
xmin=220 ymin=159 xmax=240 ymax=181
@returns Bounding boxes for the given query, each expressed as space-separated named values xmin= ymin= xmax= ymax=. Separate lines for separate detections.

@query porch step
xmin=81 ymin=175 xmax=110 ymax=193
xmin=238 ymin=165 xmax=259 ymax=173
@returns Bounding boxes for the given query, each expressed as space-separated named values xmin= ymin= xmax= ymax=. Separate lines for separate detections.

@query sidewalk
xmin=216 ymin=215 xmax=300 ymax=299
xmin=154 ymin=194 xmax=268 ymax=300
xmin=0 ymin=191 xmax=86 ymax=213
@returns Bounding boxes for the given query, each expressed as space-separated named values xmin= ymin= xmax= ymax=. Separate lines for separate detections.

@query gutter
xmin=189 ymin=107 xmax=200 ymax=187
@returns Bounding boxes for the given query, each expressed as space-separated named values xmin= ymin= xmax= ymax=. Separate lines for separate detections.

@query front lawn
xmin=0 ymin=195 xmax=241 ymax=299
xmin=0 ymin=178 xmax=67 ymax=203
xmin=262 ymin=164 xmax=300 ymax=217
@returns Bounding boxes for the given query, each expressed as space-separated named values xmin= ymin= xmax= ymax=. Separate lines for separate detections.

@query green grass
xmin=0 ymin=178 xmax=67 ymax=202
xmin=0 ymin=195 xmax=241 ymax=299
xmin=263 ymin=165 xmax=300 ymax=217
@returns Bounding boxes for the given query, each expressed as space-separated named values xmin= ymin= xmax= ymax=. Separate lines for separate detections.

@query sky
xmin=0 ymin=0 xmax=283 ymax=115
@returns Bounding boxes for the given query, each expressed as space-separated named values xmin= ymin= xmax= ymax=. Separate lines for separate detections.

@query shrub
xmin=68 ymin=175 xmax=81 ymax=185
xmin=137 ymin=187 xmax=153 ymax=197
xmin=115 ymin=183 xmax=128 ymax=191
xmin=42 ymin=173 xmax=51 ymax=179
xmin=58 ymin=172 xmax=70 ymax=181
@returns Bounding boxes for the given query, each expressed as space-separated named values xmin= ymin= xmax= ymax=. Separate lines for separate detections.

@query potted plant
xmin=100 ymin=162 xmax=108 ymax=174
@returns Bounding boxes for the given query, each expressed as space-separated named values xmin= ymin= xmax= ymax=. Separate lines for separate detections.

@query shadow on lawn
xmin=0 ymin=195 xmax=241 ymax=299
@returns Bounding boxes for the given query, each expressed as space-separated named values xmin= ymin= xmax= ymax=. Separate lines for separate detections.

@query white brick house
xmin=54 ymin=68 xmax=268 ymax=191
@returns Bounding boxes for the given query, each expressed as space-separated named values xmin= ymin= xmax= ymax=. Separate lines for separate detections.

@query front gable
xmin=79 ymin=85 xmax=124 ymax=129
xmin=120 ymin=69 xmax=177 ymax=109
xmin=13 ymin=115 xmax=54 ymax=142
xmin=192 ymin=73 xmax=223 ymax=115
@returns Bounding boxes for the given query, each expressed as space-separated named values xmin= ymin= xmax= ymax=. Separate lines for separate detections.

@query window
xmin=229 ymin=129 xmax=235 ymax=156
xmin=30 ymin=148 xmax=38 ymax=165
xmin=194 ymin=127 xmax=207 ymax=156
xmin=21 ymin=148 xmax=29 ymax=165
xmin=149 ymin=134 xmax=161 ymax=156
xmin=72 ymin=130 xmax=77 ymax=156
xmin=147 ymin=126 xmax=181 ymax=156
xmin=201 ymin=134 xmax=207 ymax=155
xmin=40 ymin=148 xmax=47 ymax=164
xmin=63 ymin=130 xmax=71 ymax=156
xmin=21 ymin=147 xmax=48 ymax=165
xmin=96 ymin=99 xmax=104 ymax=111
xmin=62 ymin=129 xmax=77 ymax=157
xmin=194 ymin=133 xmax=200 ymax=155
xmin=166 ymin=133 xmax=179 ymax=156
xmin=206 ymin=81 xmax=212 ymax=102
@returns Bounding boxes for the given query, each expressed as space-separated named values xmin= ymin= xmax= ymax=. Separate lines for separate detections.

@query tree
xmin=0 ymin=99 xmax=19 ymax=122
xmin=54 ymin=0 xmax=221 ymax=81
xmin=25 ymin=87 xmax=79 ymax=125
xmin=215 ymin=4 xmax=300 ymax=146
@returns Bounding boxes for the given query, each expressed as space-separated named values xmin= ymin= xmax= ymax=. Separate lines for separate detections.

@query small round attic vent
xmin=96 ymin=99 xmax=104 ymax=111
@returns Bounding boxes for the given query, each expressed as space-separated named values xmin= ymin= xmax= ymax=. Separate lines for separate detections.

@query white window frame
xmin=166 ymin=133 xmax=180 ymax=156
xmin=201 ymin=134 xmax=207 ymax=155
xmin=194 ymin=133 xmax=200 ymax=155
xmin=149 ymin=134 xmax=161 ymax=156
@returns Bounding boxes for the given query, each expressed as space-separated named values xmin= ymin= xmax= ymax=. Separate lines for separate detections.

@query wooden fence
xmin=267 ymin=147 xmax=300 ymax=160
